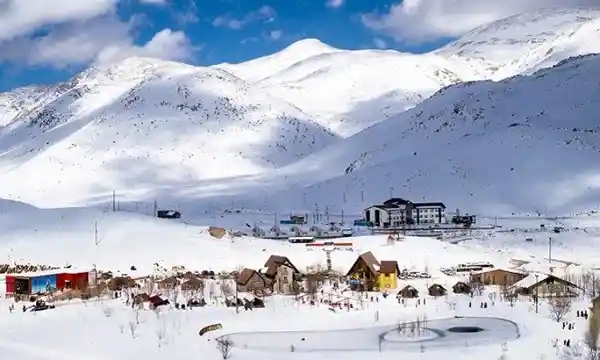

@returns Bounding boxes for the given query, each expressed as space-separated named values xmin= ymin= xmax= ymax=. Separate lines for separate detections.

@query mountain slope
xmin=219 ymin=9 xmax=600 ymax=137
xmin=0 ymin=57 xmax=338 ymax=206
xmin=257 ymin=54 xmax=600 ymax=215
xmin=438 ymin=7 xmax=600 ymax=79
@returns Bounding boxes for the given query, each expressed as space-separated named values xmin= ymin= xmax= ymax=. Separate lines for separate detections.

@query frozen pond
xmin=221 ymin=317 xmax=520 ymax=352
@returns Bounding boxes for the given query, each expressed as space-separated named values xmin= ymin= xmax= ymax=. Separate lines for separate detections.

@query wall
xmin=31 ymin=274 xmax=57 ymax=294
xmin=473 ymin=270 xmax=526 ymax=286
xmin=275 ymin=265 xmax=295 ymax=294
xmin=58 ymin=272 xmax=89 ymax=290
xmin=377 ymin=273 xmax=397 ymax=290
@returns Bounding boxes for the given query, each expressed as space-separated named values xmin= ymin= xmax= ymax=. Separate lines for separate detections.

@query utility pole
xmin=548 ymin=237 xmax=552 ymax=264
xmin=94 ymin=221 xmax=99 ymax=245
xmin=112 ymin=190 xmax=116 ymax=212
xmin=153 ymin=200 xmax=158 ymax=217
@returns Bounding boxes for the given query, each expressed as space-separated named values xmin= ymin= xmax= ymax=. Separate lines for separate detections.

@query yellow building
xmin=378 ymin=260 xmax=400 ymax=290
xmin=345 ymin=252 xmax=400 ymax=291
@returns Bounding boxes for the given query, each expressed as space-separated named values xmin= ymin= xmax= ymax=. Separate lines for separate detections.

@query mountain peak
xmin=282 ymin=38 xmax=338 ymax=54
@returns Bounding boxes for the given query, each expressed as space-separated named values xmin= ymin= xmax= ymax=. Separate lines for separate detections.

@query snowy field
xmin=0 ymin=290 xmax=589 ymax=360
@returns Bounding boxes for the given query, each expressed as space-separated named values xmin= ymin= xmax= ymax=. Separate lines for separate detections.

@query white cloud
xmin=373 ymin=38 xmax=387 ymax=49
xmin=139 ymin=0 xmax=167 ymax=5
xmin=212 ymin=5 xmax=276 ymax=30
xmin=0 ymin=0 xmax=196 ymax=69
xmin=268 ymin=30 xmax=283 ymax=41
xmin=0 ymin=0 xmax=118 ymax=41
xmin=326 ymin=0 xmax=344 ymax=8
xmin=361 ymin=0 xmax=597 ymax=43
xmin=95 ymin=29 xmax=195 ymax=65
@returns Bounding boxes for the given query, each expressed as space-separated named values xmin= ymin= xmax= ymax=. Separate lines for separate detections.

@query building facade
xmin=364 ymin=198 xmax=446 ymax=227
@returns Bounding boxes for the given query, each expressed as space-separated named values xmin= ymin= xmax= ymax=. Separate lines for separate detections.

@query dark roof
xmin=379 ymin=260 xmax=399 ymax=274
xmin=236 ymin=268 xmax=259 ymax=285
xmin=346 ymin=251 xmax=380 ymax=277
xmin=263 ymin=255 xmax=300 ymax=276
xmin=383 ymin=198 xmax=412 ymax=205
xmin=429 ymin=283 xmax=446 ymax=290
xmin=365 ymin=204 xmax=399 ymax=211
xmin=414 ymin=202 xmax=446 ymax=209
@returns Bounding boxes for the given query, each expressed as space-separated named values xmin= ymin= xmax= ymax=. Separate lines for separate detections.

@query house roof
xmin=5 ymin=267 xmax=91 ymax=278
xmin=383 ymin=198 xmax=412 ymax=205
xmin=263 ymin=255 xmax=300 ymax=276
xmin=429 ymin=283 xmax=446 ymax=290
xmin=236 ymin=268 xmax=259 ymax=285
xmin=414 ymin=202 xmax=446 ymax=209
xmin=379 ymin=260 xmax=399 ymax=274
xmin=346 ymin=251 xmax=380 ymax=277
xmin=398 ymin=285 xmax=418 ymax=292
xmin=511 ymin=273 xmax=580 ymax=291
xmin=471 ymin=267 xmax=527 ymax=276
xmin=365 ymin=204 xmax=400 ymax=211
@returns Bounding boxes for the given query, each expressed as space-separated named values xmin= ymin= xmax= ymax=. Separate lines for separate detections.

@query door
xmin=374 ymin=210 xmax=380 ymax=226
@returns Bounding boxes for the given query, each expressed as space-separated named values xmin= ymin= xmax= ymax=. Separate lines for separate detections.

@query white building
xmin=364 ymin=198 xmax=446 ymax=228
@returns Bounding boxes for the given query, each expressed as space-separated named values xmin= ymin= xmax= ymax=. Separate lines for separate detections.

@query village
xmin=0 ymin=236 xmax=594 ymax=315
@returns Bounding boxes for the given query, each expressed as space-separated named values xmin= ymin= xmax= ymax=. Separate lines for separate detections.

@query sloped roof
xmin=236 ymin=268 xmax=259 ymax=285
xmin=379 ymin=260 xmax=399 ymax=274
xmin=346 ymin=251 xmax=380 ymax=277
xmin=264 ymin=255 xmax=299 ymax=275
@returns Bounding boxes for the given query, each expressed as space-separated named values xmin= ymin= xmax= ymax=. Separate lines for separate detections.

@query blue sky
xmin=0 ymin=0 xmax=587 ymax=91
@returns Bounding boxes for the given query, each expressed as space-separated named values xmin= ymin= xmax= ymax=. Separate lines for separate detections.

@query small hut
xmin=428 ymin=284 xmax=447 ymax=297
xmin=398 ymin=285 xmax=419 ymax=299
xmin=133 ymin=293 xmax=150 ymax=305
xmin=452 ymin=281 xmax=472 ymax=295
xmin=107 ymin=276 xmax=136 ymax=291
xmin=181 ymin=276 xmax=204 ymax=291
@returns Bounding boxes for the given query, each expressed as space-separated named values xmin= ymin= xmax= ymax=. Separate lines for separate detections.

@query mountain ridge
xmin=0 ymin=8 xmax=599 ymax=214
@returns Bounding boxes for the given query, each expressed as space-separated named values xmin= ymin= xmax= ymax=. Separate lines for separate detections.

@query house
xmin=181 ymin=276 xmax=204 ymax=291
xmin=452 ymin=281 xmax=472 ymax=295
xmin=158 ymin=276 xmax=179 ymax=289
xmin=378 ymin=261 xmax=400 ymax=290
xmin=397 ymin=285 xmax=419 ymax=298
xmin=470 ymin=268 xmax=528 ymax=287
xmin=107 ymin=276 xmax=137 ymax=291
xmin=346 ymin=252 xmax=400 ymax=291
xmin=347 ymin=252 xmax=380 ymax=291
xmin=5 ymin=268 xmax=91 ymax=295
xmin=511 ymin=273 xmax=580 ymax=297
xmin=236 ymin=268 xmax=270 ymax=294
xmin=428 ymin=284 xmax=447 ymax=297
xmin=156 ymin=210 xmax=181 ymax=219
xmin=364 ymin=198 xmax=447 ymax=228
xmin=263 ymin=255 xmax=300 ymax=294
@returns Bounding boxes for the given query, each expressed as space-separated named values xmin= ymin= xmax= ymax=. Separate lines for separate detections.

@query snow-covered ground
xmin=0 ymin=288 xmax=591 ymax=360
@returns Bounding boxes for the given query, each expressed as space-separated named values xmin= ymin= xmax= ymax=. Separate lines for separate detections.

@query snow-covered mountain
xmin=259 ymin=53 xmax=600 ymax=215
xmin=219 ymin=8 xmax=600 ymax=137
xmin=0 ymin=8 xmax=599 ymax=213
xmin=438 ymin=7 xmax=600 ymax=79
xmin=0 ymin=57 xmax=337 ymax=205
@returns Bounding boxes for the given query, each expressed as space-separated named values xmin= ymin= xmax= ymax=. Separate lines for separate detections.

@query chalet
xmin=347 ymin=252 xmax=380 ymax=291
xmin=346 ymin=252 xmax=400 ymax=291
xmin=263 ymin=255 xmax=300 ymax=294
xmin=452 ymin=281 xmax=472 ymax=295
xmin=181 ymin=276 xmax=204 ymax=291
xmin=428 ymin=284 xmax=447 ymax=297
xmin=236 ymin=268 xmax=270 ymax=294
xmin=470 ymin=268 xmax=528 ymax=287
xmin=397 ymin=285 xmax=419 ymax=298
xmin=510 ymin=273 xmax=580 ymax=297
xmin=364 ymin=198 xmax=446 ymax=228
xmin=158 ymin=276 xmax=179 ymax=290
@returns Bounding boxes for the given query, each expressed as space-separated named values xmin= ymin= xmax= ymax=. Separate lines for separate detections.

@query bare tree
xmin=549 ymin=297 xmax=572 ymax=322
xmin=216 ymin=338 xmax=234 ymax=359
